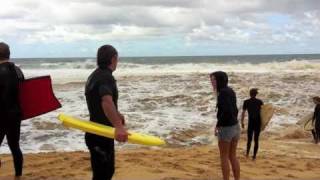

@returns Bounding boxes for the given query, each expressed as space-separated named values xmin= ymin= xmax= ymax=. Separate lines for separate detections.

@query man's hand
xmin=119 ymin=113 xmax=125 ymax=125
xmin=115 ymin=126 xmax=129 ymax=142
xmin=214 ymin=127 xmax=219 ymax=136
xmin=241 ymin=122 xmax=245 ymax=129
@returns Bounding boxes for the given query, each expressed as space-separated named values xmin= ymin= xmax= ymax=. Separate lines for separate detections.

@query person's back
xmin=0 ymin=42 xmax=24 ymax=178
xmin=243 ymin=97 xmax=263 ymax=126
xmin=0 ymin=62 xmax=24 ymax=124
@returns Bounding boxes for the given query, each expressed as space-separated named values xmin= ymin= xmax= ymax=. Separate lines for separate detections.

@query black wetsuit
xmin=85 ymin=67 xmax=118 ymax=180
xmin=243 ymin=97 xmax=263 ymax=159
xmin=0 ymin=62 xmax=24 ymax=176
xmin=312 ymin=104 xmax=320 ymax=143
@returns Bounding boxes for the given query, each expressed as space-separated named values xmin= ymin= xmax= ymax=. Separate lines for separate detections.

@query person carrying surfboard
xmin=210 ymin=71 xmax=240 ymax=180
xmin=0 ymin=42 xmax=25 ymax=179
xmin=312 ymin=96 xmax=320 ymax=144
xmin=85 ymin=45 xmax=129 ymax=180
xmin=240 ymin=88 xmax=263 ymax=160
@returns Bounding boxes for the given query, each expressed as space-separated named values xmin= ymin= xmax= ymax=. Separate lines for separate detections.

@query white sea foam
xmin=1 ymin=59 xmax=319 ymax=153
xmin=21 ymin=60 xmax=320 ymax=84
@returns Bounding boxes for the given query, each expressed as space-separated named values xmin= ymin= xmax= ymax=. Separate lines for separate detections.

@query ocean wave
xmin=30 ymin=59 xmax=320 ymax=72
xmin=19 ymin=59 xmax=320 ymax=84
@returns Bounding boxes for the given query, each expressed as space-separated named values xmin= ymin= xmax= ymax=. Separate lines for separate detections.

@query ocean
xmin=1 ymin=54 xmax=320 ymax=153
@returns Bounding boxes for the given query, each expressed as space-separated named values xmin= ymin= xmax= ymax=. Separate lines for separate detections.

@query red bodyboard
xmin=19 ymin=76 xmax=61 ymax=120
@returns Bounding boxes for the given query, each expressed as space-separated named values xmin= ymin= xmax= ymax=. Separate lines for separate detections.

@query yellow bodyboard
xmin=260 ymin=104 xmax=275 ymax=131
xmin=58 ymin=113 xmax=166 ymax=146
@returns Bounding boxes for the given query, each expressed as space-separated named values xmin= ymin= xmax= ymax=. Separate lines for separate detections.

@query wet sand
xmin=1 ymin=134 xmax=320 ymax=180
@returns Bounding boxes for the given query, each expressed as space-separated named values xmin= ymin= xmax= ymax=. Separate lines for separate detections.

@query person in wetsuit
xmin=210 ymin=71 xmax=240 ymax=180
xmin=85 ymin=45 xmax=128 ymax=180
xmin=241 ymin=88 xmax=263 ymax=160
xmin=0 ymin=42 xmax=25 ymax=179
xmin=312 ymin=96 xmax=320 ymax=144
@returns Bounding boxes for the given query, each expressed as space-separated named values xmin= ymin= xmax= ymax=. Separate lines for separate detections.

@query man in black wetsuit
xmin=0 ymin=42 xmax=25 ymax=179
xmin=312 ymin=96 xmax=320 ymax=144
xmin=241 ymin=88 xmax=263 ymax=160
xmin=85 ymin=45 xmax=128 ymax=180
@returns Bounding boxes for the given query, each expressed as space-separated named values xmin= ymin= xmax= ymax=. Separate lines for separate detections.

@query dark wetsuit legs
xmin=247 ymin=123 xmax=261 ymax=159
xmin=87 ymin=140 xmax=115 ymax=180
xmin=315 ymin=122 xmax=320 ymax=143
xmin=0 ymin=121 xmax=23 ymax=176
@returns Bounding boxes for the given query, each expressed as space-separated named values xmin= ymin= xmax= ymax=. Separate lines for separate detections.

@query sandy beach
xmin=1 ymin=132 xmax=320 ymax=180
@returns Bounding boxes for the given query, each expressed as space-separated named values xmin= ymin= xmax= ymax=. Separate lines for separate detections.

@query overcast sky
xmin=1 ymin=0 xmax=320 ymax=57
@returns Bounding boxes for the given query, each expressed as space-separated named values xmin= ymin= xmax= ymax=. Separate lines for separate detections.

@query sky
xmin=1 ymin=0 xmax=320 ymax=58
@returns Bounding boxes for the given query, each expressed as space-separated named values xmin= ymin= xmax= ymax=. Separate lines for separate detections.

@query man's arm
xmin=312 ymin=106 xmax=317 ymax=124
xmin=241 ymin=110 xmax=246 ymax=129
xmin=241 ymin=101 xmax=247 ymax=129
xmin=101 ymin=95 xmax=128 ymax=142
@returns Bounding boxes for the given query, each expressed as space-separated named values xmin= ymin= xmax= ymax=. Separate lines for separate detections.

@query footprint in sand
xmin=193 ymin=167 xmax=206 ymax=174
xmin=306 ymin=162 xmax=316 ymax=169
xmin=276 ymin=164 xmax=287 ymax=168
xmin=150 ymin=169 xmax=164 ymax=173
xmin=287 ymin=174 xmax=296 ymax=178
xmin=124 ymin=158 xmax=144 ymax=164
xmin=270 ymin=169 xmax=278 ymax=173
xmin=160 ymin=177 xmax=180 ymax=180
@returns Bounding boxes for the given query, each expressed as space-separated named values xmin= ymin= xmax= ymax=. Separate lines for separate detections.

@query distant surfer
xmin=312 ymin=96 xmax=320 ymax=144
xmin=240 ymin=88 xmax=263 ymax=160
xmin=210 ymin=71 xmax=240 ymax=180
xmin=85 ymin=45 xmax=129 ymax=180
xmin=0 ymin=42 xmax=25 ymax=179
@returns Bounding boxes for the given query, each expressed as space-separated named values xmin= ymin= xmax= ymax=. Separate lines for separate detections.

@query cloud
xmin=0 ymin=0 xmax=319 ymax=49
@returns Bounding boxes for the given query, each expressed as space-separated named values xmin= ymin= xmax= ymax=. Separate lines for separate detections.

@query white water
xmin=1 ymin=60 xmax=319 ymax=153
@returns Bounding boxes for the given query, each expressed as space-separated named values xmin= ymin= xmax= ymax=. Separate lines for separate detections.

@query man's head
xmin=250 ymin=88 xmax=258 ymax=98
xmin=97 ymin=45 xmax=118 ymax=71
xmin=313 ymin=96 xmax=320 ymax=104
xmin=0 ymin=42 xmax=10 ymax=61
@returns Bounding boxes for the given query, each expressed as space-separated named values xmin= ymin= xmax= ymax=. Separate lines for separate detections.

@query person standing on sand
xmin=85 ymin=45 xmax=129 ymax=180
xmin=210 ymin=71 xmax=240 ymax=180
xmin=312 ymin=96 xmax=320 ymax=144
xmin=0 ymin=42 xmax=25 ymax=179
xmin=240 ymin=88 xmax=264 ymax=160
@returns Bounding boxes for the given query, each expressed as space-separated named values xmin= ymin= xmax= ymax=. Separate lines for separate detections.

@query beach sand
xmin=1 ymin=133 xmax=320 ymax=180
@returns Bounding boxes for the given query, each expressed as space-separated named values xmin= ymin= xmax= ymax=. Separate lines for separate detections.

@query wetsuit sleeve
xmin=98 ymin=79 xmax=113 ymax=97
xmin=242 ymin=100 xmax=247 ymax=111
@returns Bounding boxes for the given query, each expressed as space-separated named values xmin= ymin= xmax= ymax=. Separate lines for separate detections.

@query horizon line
xmin=11 ymin=52 xmax=320 ymax=59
